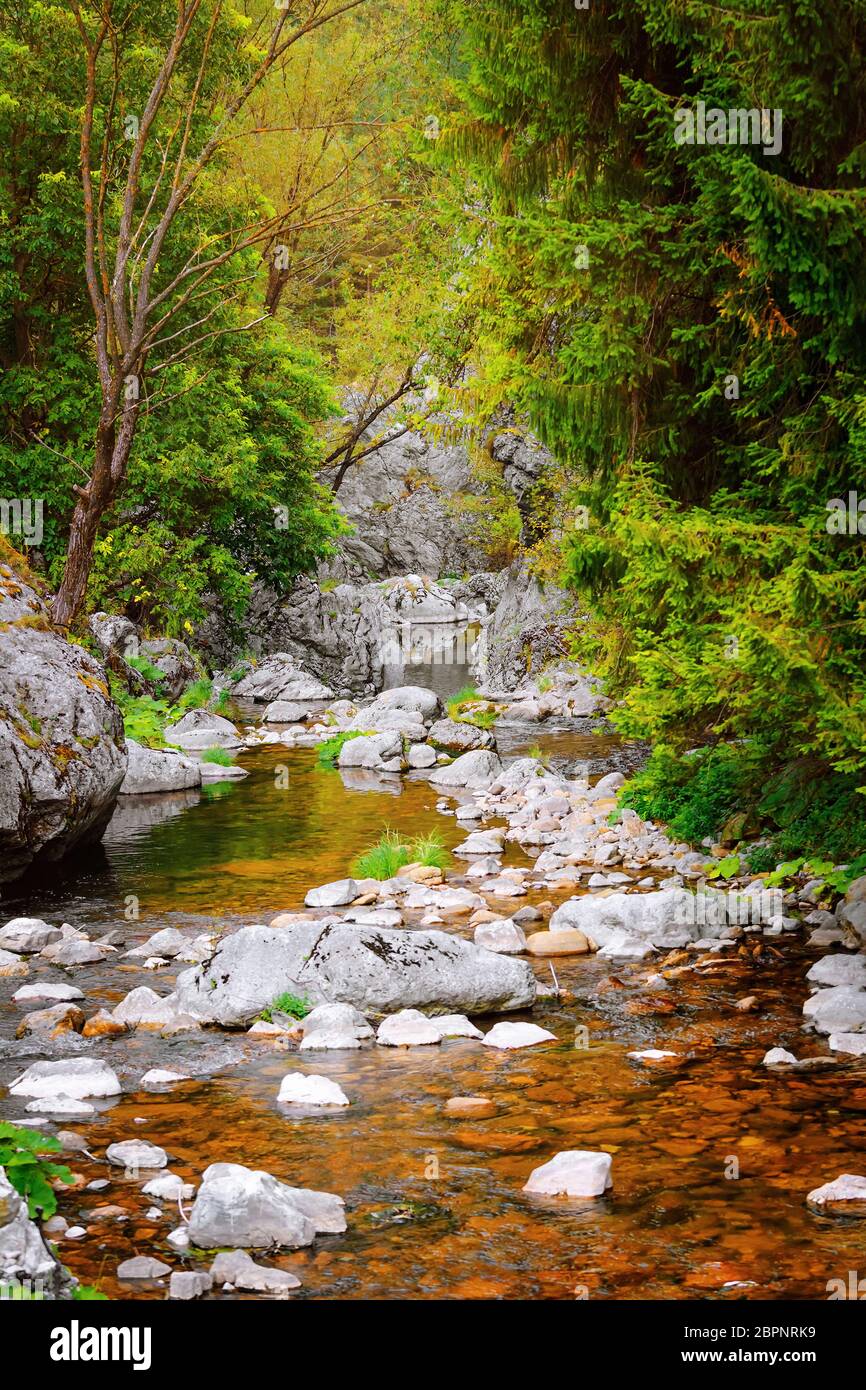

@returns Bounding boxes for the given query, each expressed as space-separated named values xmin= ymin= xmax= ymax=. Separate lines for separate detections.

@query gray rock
xmin=233 ymin=655 xmax=334 ymax=703
xmin=40 ymin=938 xmax=111 ymax=966
xmin=0 ymin=567 xmax=126 ymax=884
xmin=429 ymin=749 xmax=503 ymax=789
xmin=175 ymin=919 xmax=536 ymax=1025
xmin=210 ymin=1249 xmax=301 ymax=1293
xmin=139 ymin=637 xmax=197 ymax=702
xmin=262 ymin=700 xmax=308 ymax=723
xmin=0 ymin=1166 xmax=64 ymax=1291
xmin=803 ymin=985 xmax=866 ymax=1034
xmin=106 ymin=1140 xmax=168 ymax=1170
xmin=118 ymin=1256 xmax=171 ymax=1280
xmin=119 ymin=740 xmax=202 ymax=794
xmin=12 ymin=982 xmax=84 ymax=1004
xmin=523 ymin=1150 xmax=612 ymax=1198
xmin=299 ymin=1002 xmax=373 ymax=1051
xmin=89 ymin=611 xmax=138 ymax=663
xmin=806 ymin=955 xmax=866 ymax=989
xmin=170 ymin=1270 xmax=212 ymax=1300
xmin=427 ymin=718 xmax=494 ymax=752
xmin=10 ymin=1057 xmax=121 ymax=1100
xmin=549 ymin=888 xmax=703 ymax=949
xmin=164 ymin=709 xmax=241 ymax=750
xmin=305 ymin=878 xmax=359 ymax=908
xmin=0 ymin=917 xmax=61 ymax=954
xmin=337 ymin=731 xmax=403 ymax=770
xmin=187 ymin=1162 xmax=345 ymax=1249
xmin=407 ymin=743 xmax=437 ymax=769
xmin=474 ymin=919 xmax=527 ymax=954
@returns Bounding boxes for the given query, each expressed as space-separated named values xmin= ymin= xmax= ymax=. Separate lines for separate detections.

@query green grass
xmin=316 ymin=729 xmax=367 ymax=768
xmin=352 ymin=828 xmax=449 ymax=879
xmin=446 ymin=684 xmax=499 ymax=730
xmin=259 ymin=992 xmax=313 ymax=1023
xmin=200 ymin=747 xmax=234 ymax=766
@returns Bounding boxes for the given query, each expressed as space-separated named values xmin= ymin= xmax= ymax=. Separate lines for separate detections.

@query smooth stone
xmin=277 ymin=1073 xmax=350 ymax=1107
xmin=803 ymin=985 xmax=866 ymax=1035
xmin=829 ymin=1033 xmax=866 ymax=1056
xmin=12 ymin=982 xmax=84 ymax=1004
xmin=628 ymin=1049 xmax=678 ymax=1062
xmin=763 ymin=1048 xmax=798 ymax=1066
xmin=10 ymin=1057 xmax=121 ymax=1100
xmin=106 ymin=1140 xmax=169 ymax=1170
xmin=140 ymin=1068 xmax=190 ymax=1086
xmin=187 ymin=1162 xmax=345 ymax=1249
xmin=806 ymin=955 xmax=866 ymax=989
xmin=24 ymin=1096 xmax=96 ymax=1117
xmin=430 ymin=1014 xmax=484 ymax=1040
xmin=525 ymin=929 xmax=590 ymax=957
xmin=143 ymin=1174 xmax=195 ymax=1201
xmin=481 ymin=1022 xmax=556 ymax=1051
xmin=0 ymin=918 xmax=61 ymax=953
xmin=377 ymin=1009 xmax=442 ymax=1046
xmin=474 ymin=920 xmax=527 ymax=954
xmin=304 ymin=878 xmax=359 ymax=908
xmin=170 ymin=1271 xmax=212 ymax=1300
xmin=444 ymin=1096 xmax=498 ymax=1119
xmin=210 ymin=1249 xmax=301 ymax=1293
xmin=806 ymin=1173 xmax=866 ymax=1214
xmin=118 ymin=1256 xmax=171 ymax=1280
xmin=523 ymin=1150 xmax=613 ymax=1198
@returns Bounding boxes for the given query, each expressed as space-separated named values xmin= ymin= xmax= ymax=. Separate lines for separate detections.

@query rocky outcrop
xmin=174 ymin=919 xmax=536 ymax=1025
xmin=0 ymin=1167 xmax=68 ymax=1297
xmin=119 ymin=741 xmax=202 ymax=794
xmin=477 ymin=561 xmax=575 ymax=691
xmin=0 ymin=557 xmax=126 ymax=883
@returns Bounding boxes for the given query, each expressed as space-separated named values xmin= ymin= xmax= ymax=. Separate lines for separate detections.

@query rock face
xmin=175 ymin=920 xmax=536 ymax=1025
xmin=187 ymin=1162 xmax=345 ymax=1249
xmin=119 ymin=740 xmax=202 ymax=794
xmin=232 ymin=655 xmax=334 ymax=703
xmin=477 ymin=560 xmax=574 ymax=691
xmin=0 ymin=559 xmax=126 ymax=883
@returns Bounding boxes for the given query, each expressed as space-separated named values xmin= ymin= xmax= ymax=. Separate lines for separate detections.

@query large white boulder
xmin=277 ymin=1073 xmax=350 ymax=1106
xmin=803 ymin=985 xmax=866 ymax=1034
xmin=0 ymin=918 xmax=61 ymax=954
xmin=187 ymin=1162 xmax=345 ymax=1249
xmin=336 ymin=731 xmax=404 ymax=770
xmin=175 ymin=919 xmax=536 ymax=1025
xmin=376 ymin=685 xmax=441 ymax=719
xmin=164 ymin=709 xmax=241 ymax=750
xmin=9 ymin=1057 xmax=121 ymax=1100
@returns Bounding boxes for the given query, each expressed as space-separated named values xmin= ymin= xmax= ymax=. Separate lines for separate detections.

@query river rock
xmin=40 ymin=937 xmax=111 ymax=966
xmin=211 ymin=1249 xmax=301 ymax=1293
xmin=597 ymin=930 xmax=657 ymax=961
xmin=549 ymin=888 xmax=703 ymax=950
xmin=170 ymin=1270 xmax=212 ymax=1300
xmin=336 ymin=731 xmax=403 ymax=770
xmin=9 ymin=1057 xmax=121 ymax=1100
xmin=429 ymin=749 xmax=503 ymax=789
xmin=444 ymin=1096 xmax=498 ymax=1119
xmin=803 ymin=985 xmax=866 ymax=1034
xmin=106 ymin=1140 xmax=168 ymax=1170
xmin=140 ymin=1069 xmax=191 ymax=1087
xmin=523 ymin=1150 xmax=613 ymax=1198
xmin=427 ymin=718 xmax=494 ymax=752
xmin=455 ymin=829 xmax=506 ymax=856
xmin=806 ymin=955 xmax=866 ymax=989
xmin=277 ymin=1073 xmax=350 ymax=1106
xmin=143 ymin=1174 xmax=195 ymax=1201
xmin=431 ymin=1013 xmax=484 ymax=1040
xmin=175 ymin=920 xmax=535 ymax=1024
xmin=187 ymin=1162 xmax=345 ymax=1249
xmin=407 ymin=744 xmax=437 ymax=769
xmin=0 ymin=564 xmax=126 ymax=885
xmin=377 ymin=1009 xmax=442 ymax=1046
xmin=83 ymin=1010 xmax=128 ymax=1038
xmin=482 ymin=1022 xmax=556 ymax=1050
xmin=0 ymin=1166 xmax=64 ymax=1291
xmin=0 ymin=918 xmax=61 ymax=953
xmin=15 ymin=1002 xmax=85 ymax=1038
xmin=0 ymin=949 xmax=28 ymax=977
xmin=233 ymin=655 xmax=334 ymax=703
xmin=474 ymin=919 xmax=527 ymax=954
xmin=112 ymin=986 xmax=195 ymax=1031
xmin=25 ymin=1096 xmax=96 ymax=1117
xmin=263 ymin=700 xmax=308 ymax=723
xmin=164 ymin=709 xmax=241 ymax=751
xmin=525 ymin=929 xmax=590 ymax=957
xmin=118 ymin=1255 xmax=172 ymax=1280
xmin=119 ymin=740 xmax=202 ymax=794
xmin=806 ymin=1173 xmax=866 ymax=1215
xmin=305 ymin=878 xmax=359 ymax=908
xmin=12 ymin=982 xmax=84 ymax=1004
xmin=299 ymin=1002 xmax=373 ymax=1051
xmin=763 ymin=1047 xmax=799 ymax=1065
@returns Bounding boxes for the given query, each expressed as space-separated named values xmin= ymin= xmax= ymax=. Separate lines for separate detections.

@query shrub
xmin=352 ymin=828 xmax=449 ymax=879
xmin=200 ymin=747 xmax=234 ymax=766
xmin=260 ymin=992 xmax=312 ymax=1022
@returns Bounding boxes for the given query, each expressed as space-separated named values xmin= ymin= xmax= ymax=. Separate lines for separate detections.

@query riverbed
xmin=1 ymin=726 xmax=863 ymax=1301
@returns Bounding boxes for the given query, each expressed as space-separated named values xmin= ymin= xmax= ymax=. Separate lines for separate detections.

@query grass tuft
xmin=351 ymin=828 xmax=449 ymax=880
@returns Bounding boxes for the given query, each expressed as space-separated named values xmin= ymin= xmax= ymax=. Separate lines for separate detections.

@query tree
xmin=10 ymin=0 xmax=369 ymax=625
xmin=443 ymin=0 xmax=866 ymax=809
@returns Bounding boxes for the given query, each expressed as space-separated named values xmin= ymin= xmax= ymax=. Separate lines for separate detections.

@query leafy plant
xmin=0 ymin=1124 xmax=72 ymax=1219
xmin=200 ymin=747 xmax=235 ymax=766
xmin=352 ymin=827 xmax=449 ymax=879
xmin=259 ymin=993 xmax=312 ymax=1023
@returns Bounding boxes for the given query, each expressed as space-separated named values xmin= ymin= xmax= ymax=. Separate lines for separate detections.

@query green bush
xmin=352 ymin=828 xmax=449 ymax=880
xmin=200 ymin=747 xmax=234 ymax=766
xmin=259 ymin=992 xmax=312 ymax=1023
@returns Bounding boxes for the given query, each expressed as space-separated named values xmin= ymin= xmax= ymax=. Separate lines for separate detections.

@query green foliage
xmin=446 ymin=686 xmax=499 ymax=729
xmin=443 ymin=0 xmax=866 ymax=830
xmin=0 ymin=1124 xmax=72 ymax=1220
xmin=621 ymin=745 xmax=751 ymax=844
xmin=259 ymin=993 xmax=312 ymax=1023
xmin=200 ymin=748 xmax=234 ymax=766
xmin=352 ymin=827 xmax=449 ymax=879
xmin=110 ymin=673 xmax=225 ymax=749
xmin=72 ymin=1284 xmax=109 ymax=1301
xmin=316 ymin=730 xmax=368 ymax=768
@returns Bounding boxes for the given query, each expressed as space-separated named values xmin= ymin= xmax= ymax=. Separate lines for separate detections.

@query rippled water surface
xmin=2 ymin=727 xmax=864 ymax=1301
